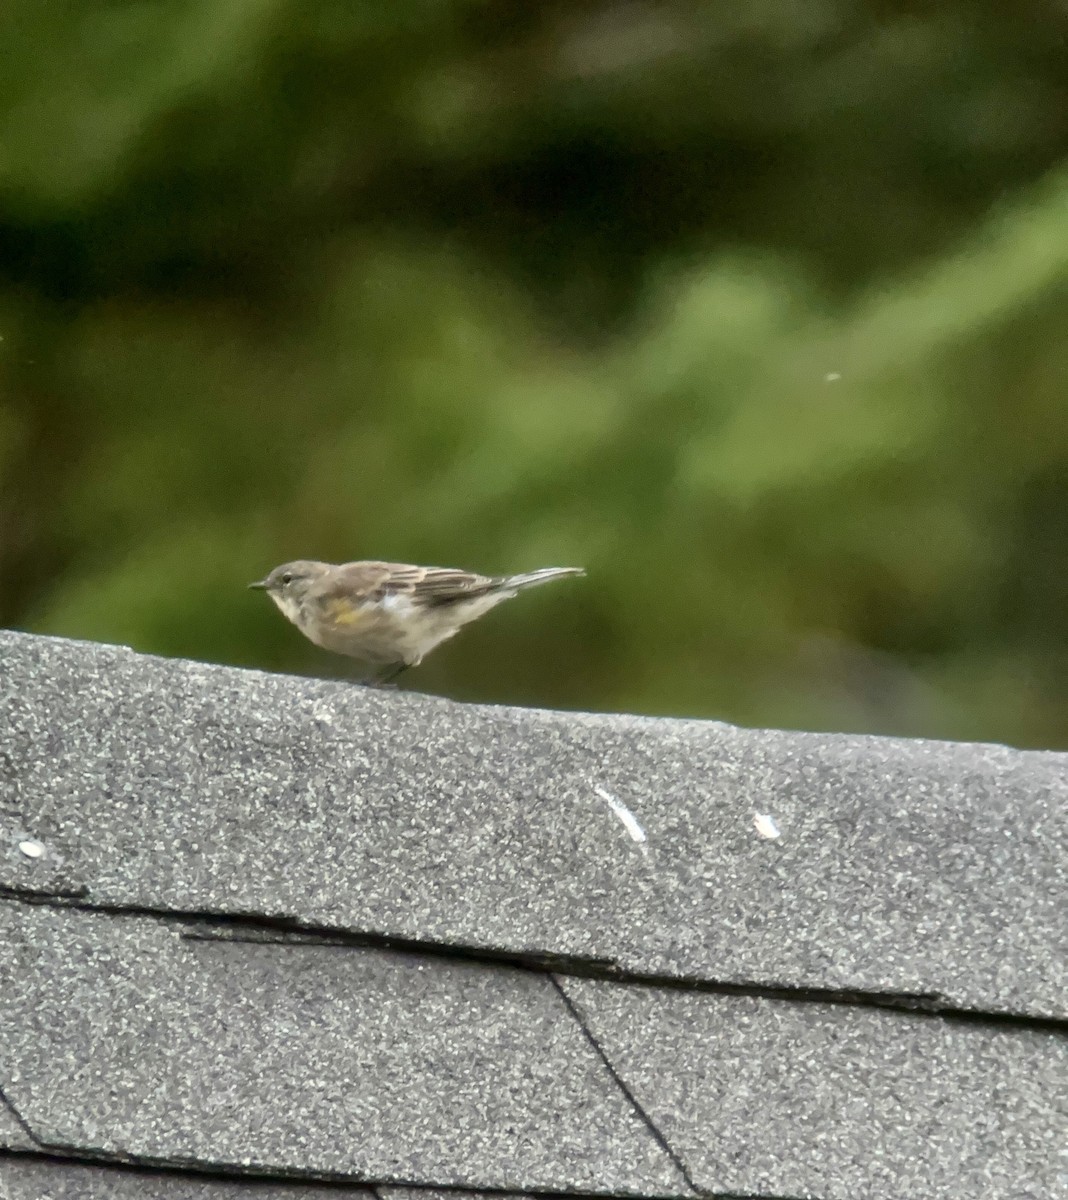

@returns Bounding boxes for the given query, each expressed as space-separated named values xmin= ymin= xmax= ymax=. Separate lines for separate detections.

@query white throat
xmin=269 ymin=591 xmax=303 ymax=627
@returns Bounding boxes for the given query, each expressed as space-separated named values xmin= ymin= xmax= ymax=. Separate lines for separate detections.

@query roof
xmin=1 ymin=629 xmax=1064 ymax=1200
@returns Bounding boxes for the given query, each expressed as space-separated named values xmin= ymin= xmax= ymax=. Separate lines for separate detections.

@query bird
xmin=249 ymin=558 xmax=585 ymax=684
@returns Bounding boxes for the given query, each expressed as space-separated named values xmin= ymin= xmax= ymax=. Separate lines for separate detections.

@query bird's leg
xmin=364 ymin=661 xmax=410 ymax=688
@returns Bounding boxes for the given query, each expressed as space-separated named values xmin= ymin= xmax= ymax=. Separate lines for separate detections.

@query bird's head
xmin=248 ymin=560 xmax=331 ymax=624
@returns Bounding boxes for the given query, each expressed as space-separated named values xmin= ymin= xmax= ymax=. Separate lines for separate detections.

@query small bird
xmin=249 ymin=558 xmax=585 ymax=684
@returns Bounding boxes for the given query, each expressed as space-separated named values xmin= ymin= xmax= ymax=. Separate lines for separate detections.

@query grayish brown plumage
xmin=249 ymin=559 xmax=585 ymax=683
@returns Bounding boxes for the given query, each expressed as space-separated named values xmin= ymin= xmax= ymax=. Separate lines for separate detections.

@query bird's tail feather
xmin=501 ymin=566 xmax=585 ymax=591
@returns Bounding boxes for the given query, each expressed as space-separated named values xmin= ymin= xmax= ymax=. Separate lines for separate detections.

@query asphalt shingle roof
xmin=0 ymin=1093 xmax=34 ymax=1152
xmin=0 ymin=901 xmax=683 ymax=1193
xmin=559 ymin=978 xmax=1065 ymax=1199
xmin=0 ymin=1157 xmax=373 ymax=1199
xmin=1 ymin=630 xmax=1064 ymax=1200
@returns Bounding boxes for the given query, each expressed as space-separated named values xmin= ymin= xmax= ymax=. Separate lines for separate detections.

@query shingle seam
xmin=2 ymin=887 xmax=1064 ymax=1032
xmin=0 ymin=1145 xmax=734 ymax=1199
xmin=376 ymin=1187 xmax=811 ymax=1200
xmin=0 ymin=1145 xmax=376 ymax=1192
xmin=0 ymin=1085 xmax=43 ymax=1147
xmin=548 ymin=975 xmax=699 ymax=1196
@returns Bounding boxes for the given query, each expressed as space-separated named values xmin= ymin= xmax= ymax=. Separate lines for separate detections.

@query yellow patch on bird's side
xmin=324 ymin=598 xmax=371 ymax=627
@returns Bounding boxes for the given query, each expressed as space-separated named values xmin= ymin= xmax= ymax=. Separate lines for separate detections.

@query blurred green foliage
xmin=1 ymin=0 xmax=1066 ymax=745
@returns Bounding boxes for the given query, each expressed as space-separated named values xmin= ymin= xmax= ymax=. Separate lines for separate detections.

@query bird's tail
xmin=500 ymin=566 xmax=585 ymax=592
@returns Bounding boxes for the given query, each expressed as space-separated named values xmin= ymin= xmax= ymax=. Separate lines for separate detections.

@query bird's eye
xmin=280 ymin=572 xmax=293 ymax=585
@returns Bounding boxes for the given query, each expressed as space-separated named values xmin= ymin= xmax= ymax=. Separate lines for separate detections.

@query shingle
xmin=0 ymin=1092 xmax=38 ymax=1151
xmin=0 ymin=900 xmax=687 ymax=1195
xmin=1 ymin=630 xmax=1062 ymax=1019
xmin=559 ymin=976 xmax=1066 ymax=1200
xmin=0 ymin=1157 xmax=374 ymax=1199
xmin=378 ymin=1192 xmax=536 ymax=1200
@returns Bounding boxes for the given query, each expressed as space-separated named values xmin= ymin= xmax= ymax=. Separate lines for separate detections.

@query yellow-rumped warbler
xmin=249 ymin=559 xmax=584 ymax=683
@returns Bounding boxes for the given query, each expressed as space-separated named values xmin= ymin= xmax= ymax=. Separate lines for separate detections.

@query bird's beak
xmin=248 ymin=579 xmax=269 ymax=590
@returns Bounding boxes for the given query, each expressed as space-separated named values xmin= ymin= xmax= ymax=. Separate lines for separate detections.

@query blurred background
xmin=1 ymin=1 xmax=1066 ymax=746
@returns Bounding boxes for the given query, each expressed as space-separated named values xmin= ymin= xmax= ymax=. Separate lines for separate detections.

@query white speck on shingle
xmin=824 ymin=371 xmax=842 ymax=382
xmin=17 ymin=839 xmax=46 ymax=859
xmin=753 ymin=813 xmax=781 ymax=840
xmin=594 ymin=786 xmax=649 ymax=854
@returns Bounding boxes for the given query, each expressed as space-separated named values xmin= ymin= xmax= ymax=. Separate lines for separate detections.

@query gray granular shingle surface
xmin=0 ymin=1158 xmax=375 ymax=1198
xmin=0 ymin=1091 xmax=37 ymax=1151
xmin=379 ymin=1193 xmax=535 ymax=1200
xmin=0 ymin=901 xmax=688 ymax=1196
xmin=2 ymin=630 xmax=1064 ymax=1200
xmin=1 ymin=631 xmax=1064 ymax=1019
xmin=559 ymin=977 xmax=1067 ymax=1200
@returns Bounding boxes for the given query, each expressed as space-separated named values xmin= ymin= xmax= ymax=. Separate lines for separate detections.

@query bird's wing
xmin=335 ymin=561 xmax=499 ymax=606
